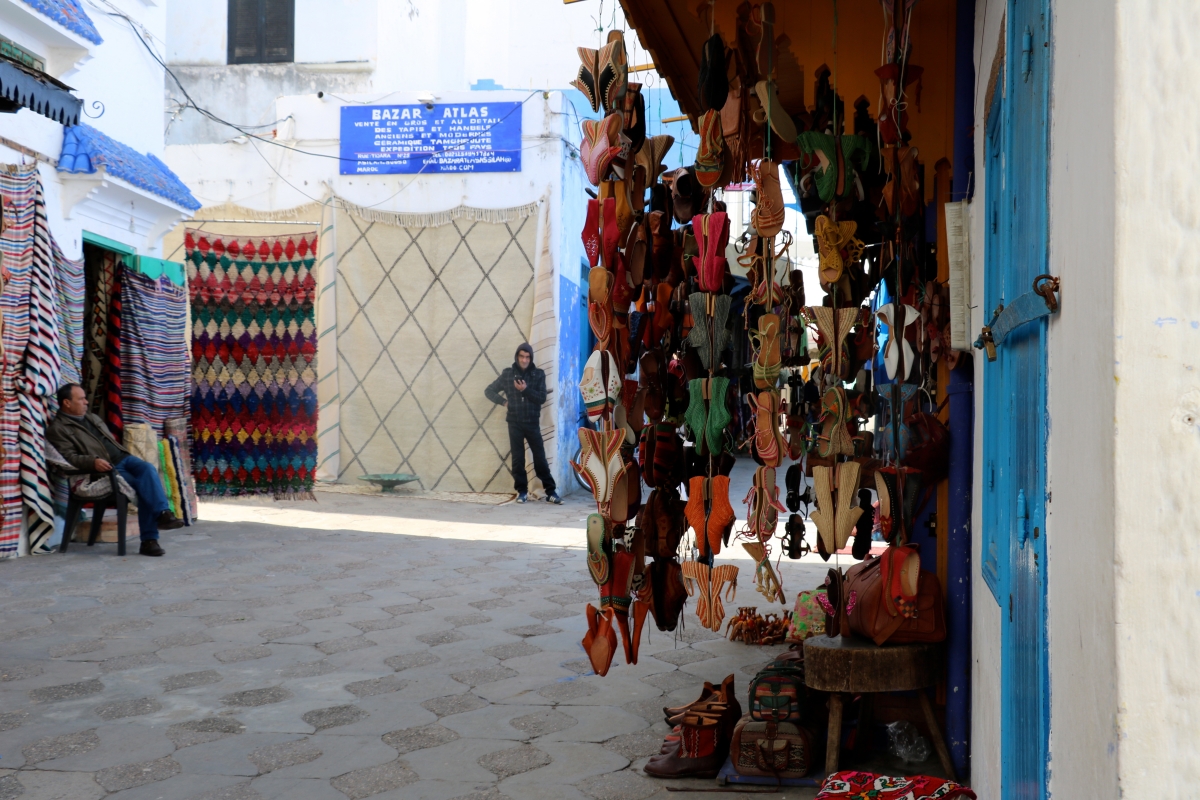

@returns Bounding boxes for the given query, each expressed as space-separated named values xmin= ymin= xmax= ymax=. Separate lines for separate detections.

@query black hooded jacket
xmin=485 ymin=346 xmax=548 ymax=426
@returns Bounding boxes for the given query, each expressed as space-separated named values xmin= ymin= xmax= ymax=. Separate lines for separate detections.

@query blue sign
xmin=339 ymin=102 xmax=522 ymax=175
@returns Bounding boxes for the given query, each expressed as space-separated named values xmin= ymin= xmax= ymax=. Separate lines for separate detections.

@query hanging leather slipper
xmin=582 ymin=198 xmax=601 ymax=268
xmin=581 ymin=114 xmax=623 ymax=186
xmin=636 ymin=134 xmax=675 ymax=185
xmin=853 ymin=488 xmax=874 ymax=559
xmin=694 ymin=110 xmax=726 ymax=189
xmin=587 ymin=513 xmax=611 ymax=585
xmin=572 ymin=47 xmax=601 ymax=112
xmin=599 ymin=30 xmax=628 ymax=114
xmin=583 ymin=604 xmax=618 ymax=676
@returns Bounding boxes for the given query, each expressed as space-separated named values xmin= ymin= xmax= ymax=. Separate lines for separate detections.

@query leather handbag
xmin=730 ymin=714 xmax=815 ymax=779
xmin=845 ymin=549 xmax=946 ymax=646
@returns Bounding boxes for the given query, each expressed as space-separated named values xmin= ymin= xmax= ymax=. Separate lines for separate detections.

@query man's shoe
xmin=516 ymin=493 xmax=529 ymax=504
xmin=545 ymin=492 xmax=563 ymax=505
xmin=156 ymin=511 xmax=185 ymax=531
xmin=140 ymin=540 xmax=165 ymax=557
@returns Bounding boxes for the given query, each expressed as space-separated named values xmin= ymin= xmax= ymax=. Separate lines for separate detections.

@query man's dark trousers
xmin=113 ymin=456 xmax=169 ymax=541
xmin=509 ymin=420 xmax=556 ymax=495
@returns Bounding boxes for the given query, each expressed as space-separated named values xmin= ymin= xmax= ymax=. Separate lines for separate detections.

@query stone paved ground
xmin=0 ymin=489 xmax=828 ymax=800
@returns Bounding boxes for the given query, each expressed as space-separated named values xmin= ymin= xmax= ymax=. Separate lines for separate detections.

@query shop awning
xmin=0 ymin=58 xmax=81 ymax=125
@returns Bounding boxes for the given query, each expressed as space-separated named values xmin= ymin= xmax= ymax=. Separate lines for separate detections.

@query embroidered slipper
xmin=579 ymin=349 xmax=621 ymax=422
xmin=750 ymin=159 xmax=785 ymax=237
xmin=834 ymin=460 xmax=864 ymax=550
xmin=877 ymin=303 xmax=920 ymax=382
xmin=581 ymin=114 xmax=623 ymax=186
xmin=653 ymin=423 xmax=681 ymax=487
xmin=571 ymin=47 xmax=601 ymax=112
xmin=582 ymin=198 xmax=601 ymax=268
xmin=587 ymin=513 xmax=611 ymax=585
xmin=599 ymin=196 xmax=620 ymax=271
xmin=606 ymin=451 xmax=631 ymax=523
xmin=599 ymin=30 xmax=628 ymax=114
xmin=814 ymin=214 xmax=863 ymax=286
xmin=754 ymin=79 xmax=798 ymax=142
xmin=810 ymin=465 xmax=837 ymax=555
xmin=613 ymin=404 xmax=636 ymax=446
xmin=681 ymin=561 xmax=739 ymax=632
xmin=695 ymin=110 xmax=726 ymax=189
xmin=583 ymin=604 xmax=618 ymax=676
xmin=572 ymin=429 xmax=604 ymax=503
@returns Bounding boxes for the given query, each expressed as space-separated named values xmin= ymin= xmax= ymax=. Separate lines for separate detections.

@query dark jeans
xmin=508 ymin=420 xmax=556 ymax=495
xmin=114 ymin=456 xmax=168 ymax=541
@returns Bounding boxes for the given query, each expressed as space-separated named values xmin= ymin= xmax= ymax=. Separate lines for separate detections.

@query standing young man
xmin=485 ymin=343 xmax=562 ymax=504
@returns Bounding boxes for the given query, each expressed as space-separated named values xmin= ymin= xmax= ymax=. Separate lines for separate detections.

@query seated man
xmin=47 ymin=384 xmax=184 ymax=556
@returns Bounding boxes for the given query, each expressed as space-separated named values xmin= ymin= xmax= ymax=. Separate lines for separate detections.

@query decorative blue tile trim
xmin=18 ymin=0 xmax=102 ymax=45
xmin=59 ymin=125 xmax=200 ymax=211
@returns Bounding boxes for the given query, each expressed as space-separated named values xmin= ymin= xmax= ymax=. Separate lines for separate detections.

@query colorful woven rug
xmin=120 ymin=269 xmax=189 ymax=427
xmin=186 ymin=230 xmax=318 ymax=498
xmin=0 ymin=164 xmax=64 ymax=555
xmin=51 ymin=238 xmax=85 ymax=386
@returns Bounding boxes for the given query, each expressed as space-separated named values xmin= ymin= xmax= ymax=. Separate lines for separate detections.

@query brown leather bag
xmin=730 ymin=714 xmax=815 ymax=779
xmin=845 ymin=554 xmax=946 ymax=646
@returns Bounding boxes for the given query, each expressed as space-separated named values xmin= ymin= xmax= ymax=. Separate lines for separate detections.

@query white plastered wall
xmin=1047 ymin=0 xmax=1119 ymax=795
xmin=968 ymin=5 xmax=1004 ymax=795
xmin=1112 ymin=0 xmax=1200 ymax=794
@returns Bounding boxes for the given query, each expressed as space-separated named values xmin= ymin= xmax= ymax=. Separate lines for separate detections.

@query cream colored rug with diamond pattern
xmin=334 ymin=204 xmax=541 ymax=493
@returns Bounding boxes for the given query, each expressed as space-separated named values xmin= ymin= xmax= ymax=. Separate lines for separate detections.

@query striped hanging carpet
xmin=51 ymin=238 xmax=85 ymax=386
xmin=120 ymin=269 xmax=189 ymax=427
xmin=186 ymin=230 xmax=319 ymax=498
xmin=0 ymin=164 xmax=64 ymax=555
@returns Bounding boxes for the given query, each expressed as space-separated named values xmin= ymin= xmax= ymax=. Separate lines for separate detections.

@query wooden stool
xmin=804 ymin=635 xmax=955 ymax=781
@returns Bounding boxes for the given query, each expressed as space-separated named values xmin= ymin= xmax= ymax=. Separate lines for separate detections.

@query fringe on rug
xmin=335 ymin=199 xmax=540 ymax=228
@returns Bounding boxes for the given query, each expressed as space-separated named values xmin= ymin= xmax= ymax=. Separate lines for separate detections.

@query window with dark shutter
xmin=227 ymin=0 xmax=294 ymax=65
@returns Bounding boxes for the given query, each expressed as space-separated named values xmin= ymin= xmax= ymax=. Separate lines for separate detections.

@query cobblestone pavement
xmin=0 ymin=490 xmax=826 ymax=800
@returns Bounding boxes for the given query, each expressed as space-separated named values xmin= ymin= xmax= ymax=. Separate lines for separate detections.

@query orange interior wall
xmin=707 ymin=0 xmax=957 ymax=203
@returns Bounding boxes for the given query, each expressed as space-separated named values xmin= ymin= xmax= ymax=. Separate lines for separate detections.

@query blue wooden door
xmin=981 ymin=1 xmax=1051 ymax=798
